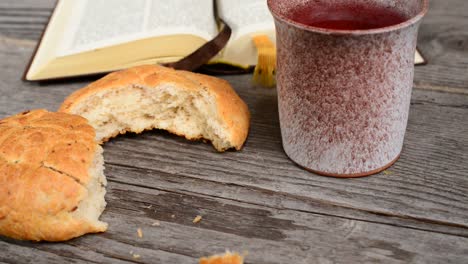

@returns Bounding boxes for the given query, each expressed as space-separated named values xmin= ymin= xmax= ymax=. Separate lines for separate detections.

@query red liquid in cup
xmin=288 ymin=3 xmax=408 ymax=30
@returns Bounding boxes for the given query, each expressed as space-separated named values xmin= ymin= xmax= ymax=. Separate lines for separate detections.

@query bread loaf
xmin=0 ymin=109 xmax=107 ymax=241
xmin=59 ymin=65 xmax=250 ymax=151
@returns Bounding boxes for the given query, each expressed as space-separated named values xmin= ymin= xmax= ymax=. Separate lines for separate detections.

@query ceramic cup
xmin=268 ymin=0 xmax=428 ymax=177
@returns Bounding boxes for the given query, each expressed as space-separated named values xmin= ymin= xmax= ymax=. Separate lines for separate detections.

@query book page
xmin=217 ymin=0 xmax=274 ymax=41
xmin=216 ymin=0 xmax=275 ymax=66
xmin=59 ymin=0 xmax=217 ymax=56
xmin=415 ymin=49 xmax=426 ymax=65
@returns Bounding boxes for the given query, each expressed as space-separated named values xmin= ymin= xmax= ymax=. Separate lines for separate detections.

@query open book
xmin=24 ymin=0 xmax=425 ymax=81
xmin=25 ymin=0 xmax=275 ymax=81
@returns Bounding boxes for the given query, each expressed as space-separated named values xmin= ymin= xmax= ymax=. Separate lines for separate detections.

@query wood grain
xmin=2 ymin=182 xmax=468 ymax=264
xmin=0 ymin=0 xmax=468 ymax=263
xmin=0 ymin=0 xmax=53 ymax=41
xmin=414 ymin=0 xmax=468 ymax=92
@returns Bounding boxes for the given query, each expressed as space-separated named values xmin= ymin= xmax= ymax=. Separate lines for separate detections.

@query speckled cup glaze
xmin=268 ymin=0 xmax=428 ymax=177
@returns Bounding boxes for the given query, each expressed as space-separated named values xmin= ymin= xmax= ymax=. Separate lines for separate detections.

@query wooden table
xmin=1 ymin=0 xmax=467 ymax=263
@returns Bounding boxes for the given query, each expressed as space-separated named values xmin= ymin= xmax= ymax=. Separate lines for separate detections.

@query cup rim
xmin=267 ymin=0 xmax=429 ymax=35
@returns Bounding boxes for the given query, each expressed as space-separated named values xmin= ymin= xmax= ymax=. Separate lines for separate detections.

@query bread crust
xmin=0 ymin=109 xmax=106 ymax=241
xmin=199 ymin=251 xmax=244 ymax=264
xmin=58 ymin=65 xmax=250 ymax=151
xmin=177 ymin=70 xmax=250 ymax=150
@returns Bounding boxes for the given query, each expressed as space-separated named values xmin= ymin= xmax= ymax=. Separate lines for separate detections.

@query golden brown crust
xmin=58 ymin=65 xmax=188 ymax=113
xmin=58 ymin=65 xmax=250 ymax=151
xmin=199 ymin=252 xmax=244 ymax=264
xmin=177 ymin=71 xmax=250 ymax=150
xmin=0 ymin=109 xmax=105 ymax=241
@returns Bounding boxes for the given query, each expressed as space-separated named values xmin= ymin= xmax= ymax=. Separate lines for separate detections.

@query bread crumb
xmin=152 ymin=221 xmax=160 ymax=226
xmin=193 ymin=215 xmax=202 ymax=224
xmin=133 ymin=254 xmax=141 ymax=259
xmin=199 ymin=251 xmax=244 ymax=264
xmin=137 ymin=228 xmax=143 ymax=238
xmin=383 ymin=170 xmax=393 ymax=175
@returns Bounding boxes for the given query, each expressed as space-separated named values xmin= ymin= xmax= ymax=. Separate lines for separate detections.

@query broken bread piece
xmin=59 ymin=65 xmax=250 ymax=151
xmin=199 ymin=251 xmax=244 ymax=264
xmin=0 ymin=109 xmax=107 ymax=241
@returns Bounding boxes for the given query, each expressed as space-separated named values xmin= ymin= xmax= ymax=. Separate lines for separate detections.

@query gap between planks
xmin=414 ymin=83 xmax=468 ymax=95
xmin=0 ymin=35 xmax=36 ymax=47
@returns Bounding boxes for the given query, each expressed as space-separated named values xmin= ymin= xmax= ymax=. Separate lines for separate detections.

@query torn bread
xmin=58 ymin=65 xmax=250 ymax=151
xmin=199 ymin=251 xmax=244 ymax=264
xmin=0 ymin=109 xmax=107 ymax=241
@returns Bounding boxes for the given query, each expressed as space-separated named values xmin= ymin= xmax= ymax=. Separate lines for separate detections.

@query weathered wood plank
xmin=414 ymin=0 xmax=468 ymax=92
xmin=104 ymin=162 xmax=468 ymax=238
xmin=0 ymin=0 xmax=56 ymax=8
xmin=101 ymin=183 xmax=468 ymax=263
xmin=3 ymin=181 xmax=468 ymax=263
xmin=0 ymin=0 xmax=53 ymax=41
xmin=0 ymin=240 xmax=135 ymax=264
